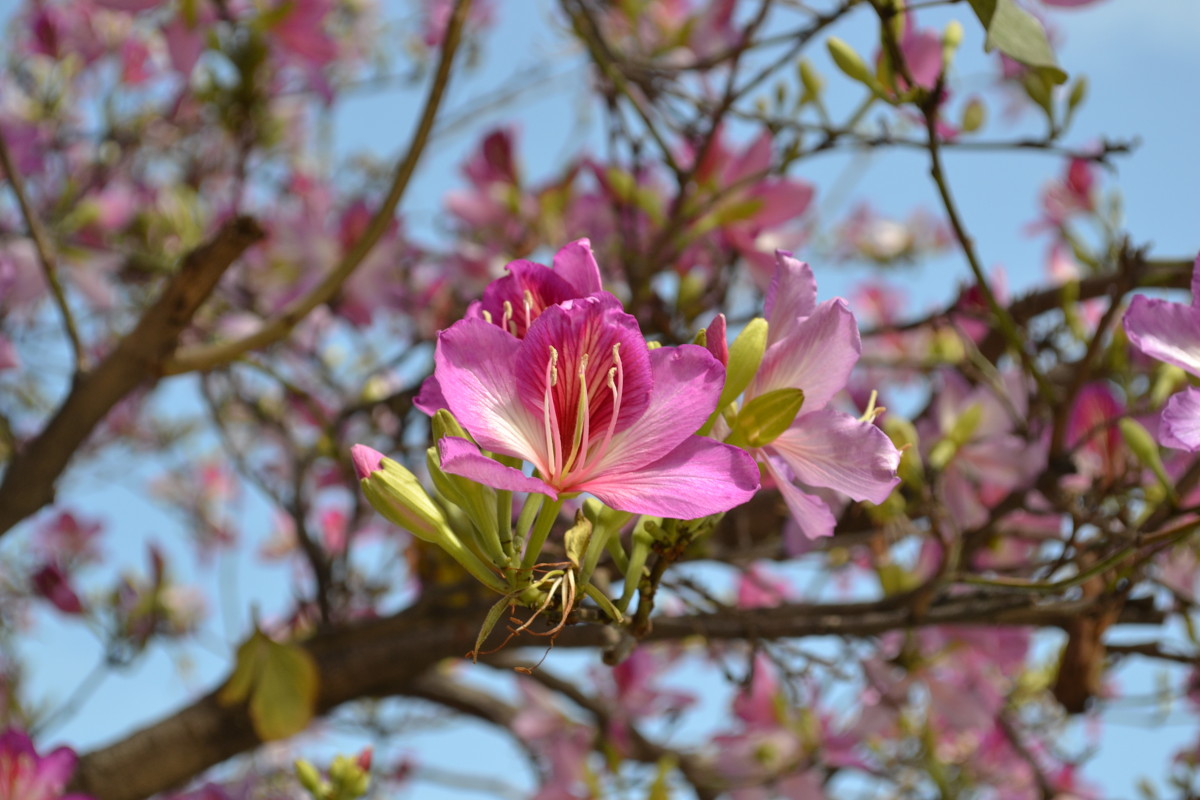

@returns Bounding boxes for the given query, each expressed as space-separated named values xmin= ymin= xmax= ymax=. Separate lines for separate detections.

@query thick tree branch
xmin=68 ymin=589 xmax=1162 ymax=800
xmin=0 ymin=217 xmax=263 ymax=537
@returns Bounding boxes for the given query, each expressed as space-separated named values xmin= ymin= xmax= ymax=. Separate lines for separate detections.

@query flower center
xmin=540 ymin=342 xmax=624 ymax=486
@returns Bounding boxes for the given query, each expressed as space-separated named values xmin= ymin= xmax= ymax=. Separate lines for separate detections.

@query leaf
xmin=967 ymin=0 xmax=1067 ymax=84
xmin=218 ymin=629 xmax=319 ymax=741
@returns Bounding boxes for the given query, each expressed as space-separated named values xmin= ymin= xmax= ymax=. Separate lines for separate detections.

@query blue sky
xmin=5 ymin=0 xmax=1200 ymax=797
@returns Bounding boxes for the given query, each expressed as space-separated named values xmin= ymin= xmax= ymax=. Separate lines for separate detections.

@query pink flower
xmin=431 ymin=294 xmax=759 ymax=518
xmin=0 ymin=728 xmax=91 ymax=800
xmin=738 ymin=252 xmax=901 ymax=542
xmin=31 ymin=564 xmax=85 ymax=615
xmin=1123 ymin=254 xmax=1200 ymax=451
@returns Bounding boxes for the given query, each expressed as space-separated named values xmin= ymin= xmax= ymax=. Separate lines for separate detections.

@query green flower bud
xmin=352 ymin=445 xmax=450 ymax=543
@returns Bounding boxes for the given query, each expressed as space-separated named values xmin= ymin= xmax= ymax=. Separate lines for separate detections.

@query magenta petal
xmin=582 ymin=436 xmax=758 ymax=518
xmin=1160 ymin=387 xmax=1200 ymax=452
xmin=764 ymin=251 xmax=818 ymax=343
xmin=439 ymin=437 xmax=558 ymax=497
xmin=750 ymin=299 xmax=861 ymax=409
xmin=749 ymin=181 xmax=815 ymax=229
xmin=765 ymin=458 xmax=837 ymax=543
xmin=478 ymin=260 xmax=578 ymax=337
xmin=1123 ymin=295 xmax=1200 ymax=377
xmin=435 ymin=318 xmax=545 ymax=463
xmin=596 ymin=345 xmax=724 ymax=475
xmin=413 ymin=373 xmax=449 ymax=416
xmin=552 ymin=238 xmax=604 ymax=295
xmin=768 ymin=409 xmax=900 ymax=504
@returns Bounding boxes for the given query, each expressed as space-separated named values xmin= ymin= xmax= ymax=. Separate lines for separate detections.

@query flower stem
xmin=521 ymin=497 xmax=564 ymax=573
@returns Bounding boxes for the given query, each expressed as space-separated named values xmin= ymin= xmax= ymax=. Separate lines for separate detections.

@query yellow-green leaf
xmin=967 ymin=0 xmax=1067 ymax=84
xmin=218 ymin=629 xmax=319 ymax=742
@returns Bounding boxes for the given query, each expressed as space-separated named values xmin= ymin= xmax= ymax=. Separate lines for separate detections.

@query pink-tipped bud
xmin=356 ymin=746 xmax=373 ymax=772
xmin=705 ymin=314 xmax=729 ymax=367
xmin=351 ymin=444 xmax=385 ymax=481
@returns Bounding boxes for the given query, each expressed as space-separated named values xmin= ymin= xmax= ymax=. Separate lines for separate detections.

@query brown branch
xmin=67 ymin=589 xmax=1162 ymax=800
xmin=0 ymin=120 xmax=87 ymax=370
xmin=162 ymin=0 xmax=473 ymax=376
xmin=0 ymin=217 xmax=263 ymax=538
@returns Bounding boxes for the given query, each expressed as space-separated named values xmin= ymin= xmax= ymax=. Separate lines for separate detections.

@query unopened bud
xmin=827 ymin=37 xmax=879 ymax=92
xmin=353 ymin=445 xmax=450 ymax=543
xmin=295 ymin=760 xmax=324 ymax=796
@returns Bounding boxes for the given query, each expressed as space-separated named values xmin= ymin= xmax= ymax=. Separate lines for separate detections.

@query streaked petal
xmin=552 ymin=237 xmax=604 ymax=295
xmin=592 ymin=345 xmax=724 ymax=475
xmin=436 ymin=318 xmax=547 ymax=466
xmin=516 ymin=297 xmax=652 ymax=437
xmin=764 ymin=251 xmax=817 ymax=343
xmin=582 ymin=436 xmax=759 ymax=517
xmin=1123 ymin=295 xmax=1200 ymax=377
xmin=1161 ymin=387 xmax=1200 ymax=452
xmin=768 ymin=409 xmax=900 ymax=504
xmin=750 ymin=299 xmax=861 ymax=408
xmin=438 ymin=437 xmax=559 ymax=496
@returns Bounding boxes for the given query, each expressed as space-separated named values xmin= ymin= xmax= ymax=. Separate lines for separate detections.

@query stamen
xmin=593 ymin=343 xmax=624 ymax=467
xmin=542 ymin=347 xmax=562 ymax=477
xmin=481 ymin=309 xmax=493 ymax=324
xmin=502 ymin=300 xmax=516 ymax=337
xmin=562 ymin=353 xmax=591 ymax=476
xmin=523 ymin=289 xmax=535 ymax=331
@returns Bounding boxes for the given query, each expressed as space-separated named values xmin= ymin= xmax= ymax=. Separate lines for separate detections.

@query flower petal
xmin=581 ymin=436 xmax=759 ymax=518
xmin=592 ymin=345 xmax=724 ymax=476
xmin=515 ymin=297 xmax=652 ymax=439
xmin=435 ymin=318 xmax=547 ymax=467
xmin=438 ymin=437 xmax=558 ymax=496
xmin=767 ymin=408 xmax=900 ymax=504
xmin=413 ymin=373 xmax=448 ymax=416
xmin=552 ymin=237 xmax=604 ymax=295
xmin=764 ymin=251 xmax=817 ymax=344
xmin=749 ymin=299 xmax=861 ymax=409
xmin=764 ymin=457 xmax=838 ymax=543
xmin=478 ymin=260 xmax=578 ymax=338
xmin=1123 ymin=295 xmax=1200 ymax=377
xmin=1161 ymin=387 xmax=1200 ymax=452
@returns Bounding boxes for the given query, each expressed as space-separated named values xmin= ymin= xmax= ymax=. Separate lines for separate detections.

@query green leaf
xmin=728 ymin=388 xmax=805 ymax=448
xmin=218 ymin=629 xmax=319 ymax=741
xmin=967 ymin=0 xmax=1067 ymax=84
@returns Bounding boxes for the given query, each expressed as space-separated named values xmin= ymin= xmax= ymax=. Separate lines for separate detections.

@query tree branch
xmin=67 ymin=589 xmax=1162 ymax=800
xmin=0 ymin=217 xmax=263 ymax=538
xmin=162 ymin=0 xmax=473 ymax=376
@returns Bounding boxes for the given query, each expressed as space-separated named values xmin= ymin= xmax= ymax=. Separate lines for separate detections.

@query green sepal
xmin=726 ymin=388 xmax=804 ymax=449
xmin=700 ymin=318 xmax=768 ymax=436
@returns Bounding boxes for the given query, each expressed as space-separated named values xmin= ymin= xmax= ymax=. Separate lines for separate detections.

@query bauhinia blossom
xmin=0 ymin=728 xmax=92 ymax=800
xmin=431 ymin=294 xmax=760 ymax=518
xmin=1123 ymin=254 xmax=1200 ymax=451
xmin=739 ymin=251 xmax=901 ymax=542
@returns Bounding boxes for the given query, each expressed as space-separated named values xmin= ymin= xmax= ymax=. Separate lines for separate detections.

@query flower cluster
xmin=353 ymin=240 xmax=899 ymax=627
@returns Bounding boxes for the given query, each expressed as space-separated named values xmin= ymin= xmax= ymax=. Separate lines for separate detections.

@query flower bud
xmin=352 ymin=444 xmax=450 ymax=543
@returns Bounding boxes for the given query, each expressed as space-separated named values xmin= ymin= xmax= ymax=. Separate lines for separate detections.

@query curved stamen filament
xmin=562 ymin=353 xmax=591 ymax=477
xmin=502 ymin=300 xmax=517 ymax=337
xmin=575 ymin=343 xmax=624 ymax=482
xmin=542 ymin=346 xmax=561 ymax=477
xmin=523 ymin=289 xmax=535 ymax=333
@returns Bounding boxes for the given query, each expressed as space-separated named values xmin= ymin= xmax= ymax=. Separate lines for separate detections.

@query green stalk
xmin=521 ymin=497 xmax=564 ymax=572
